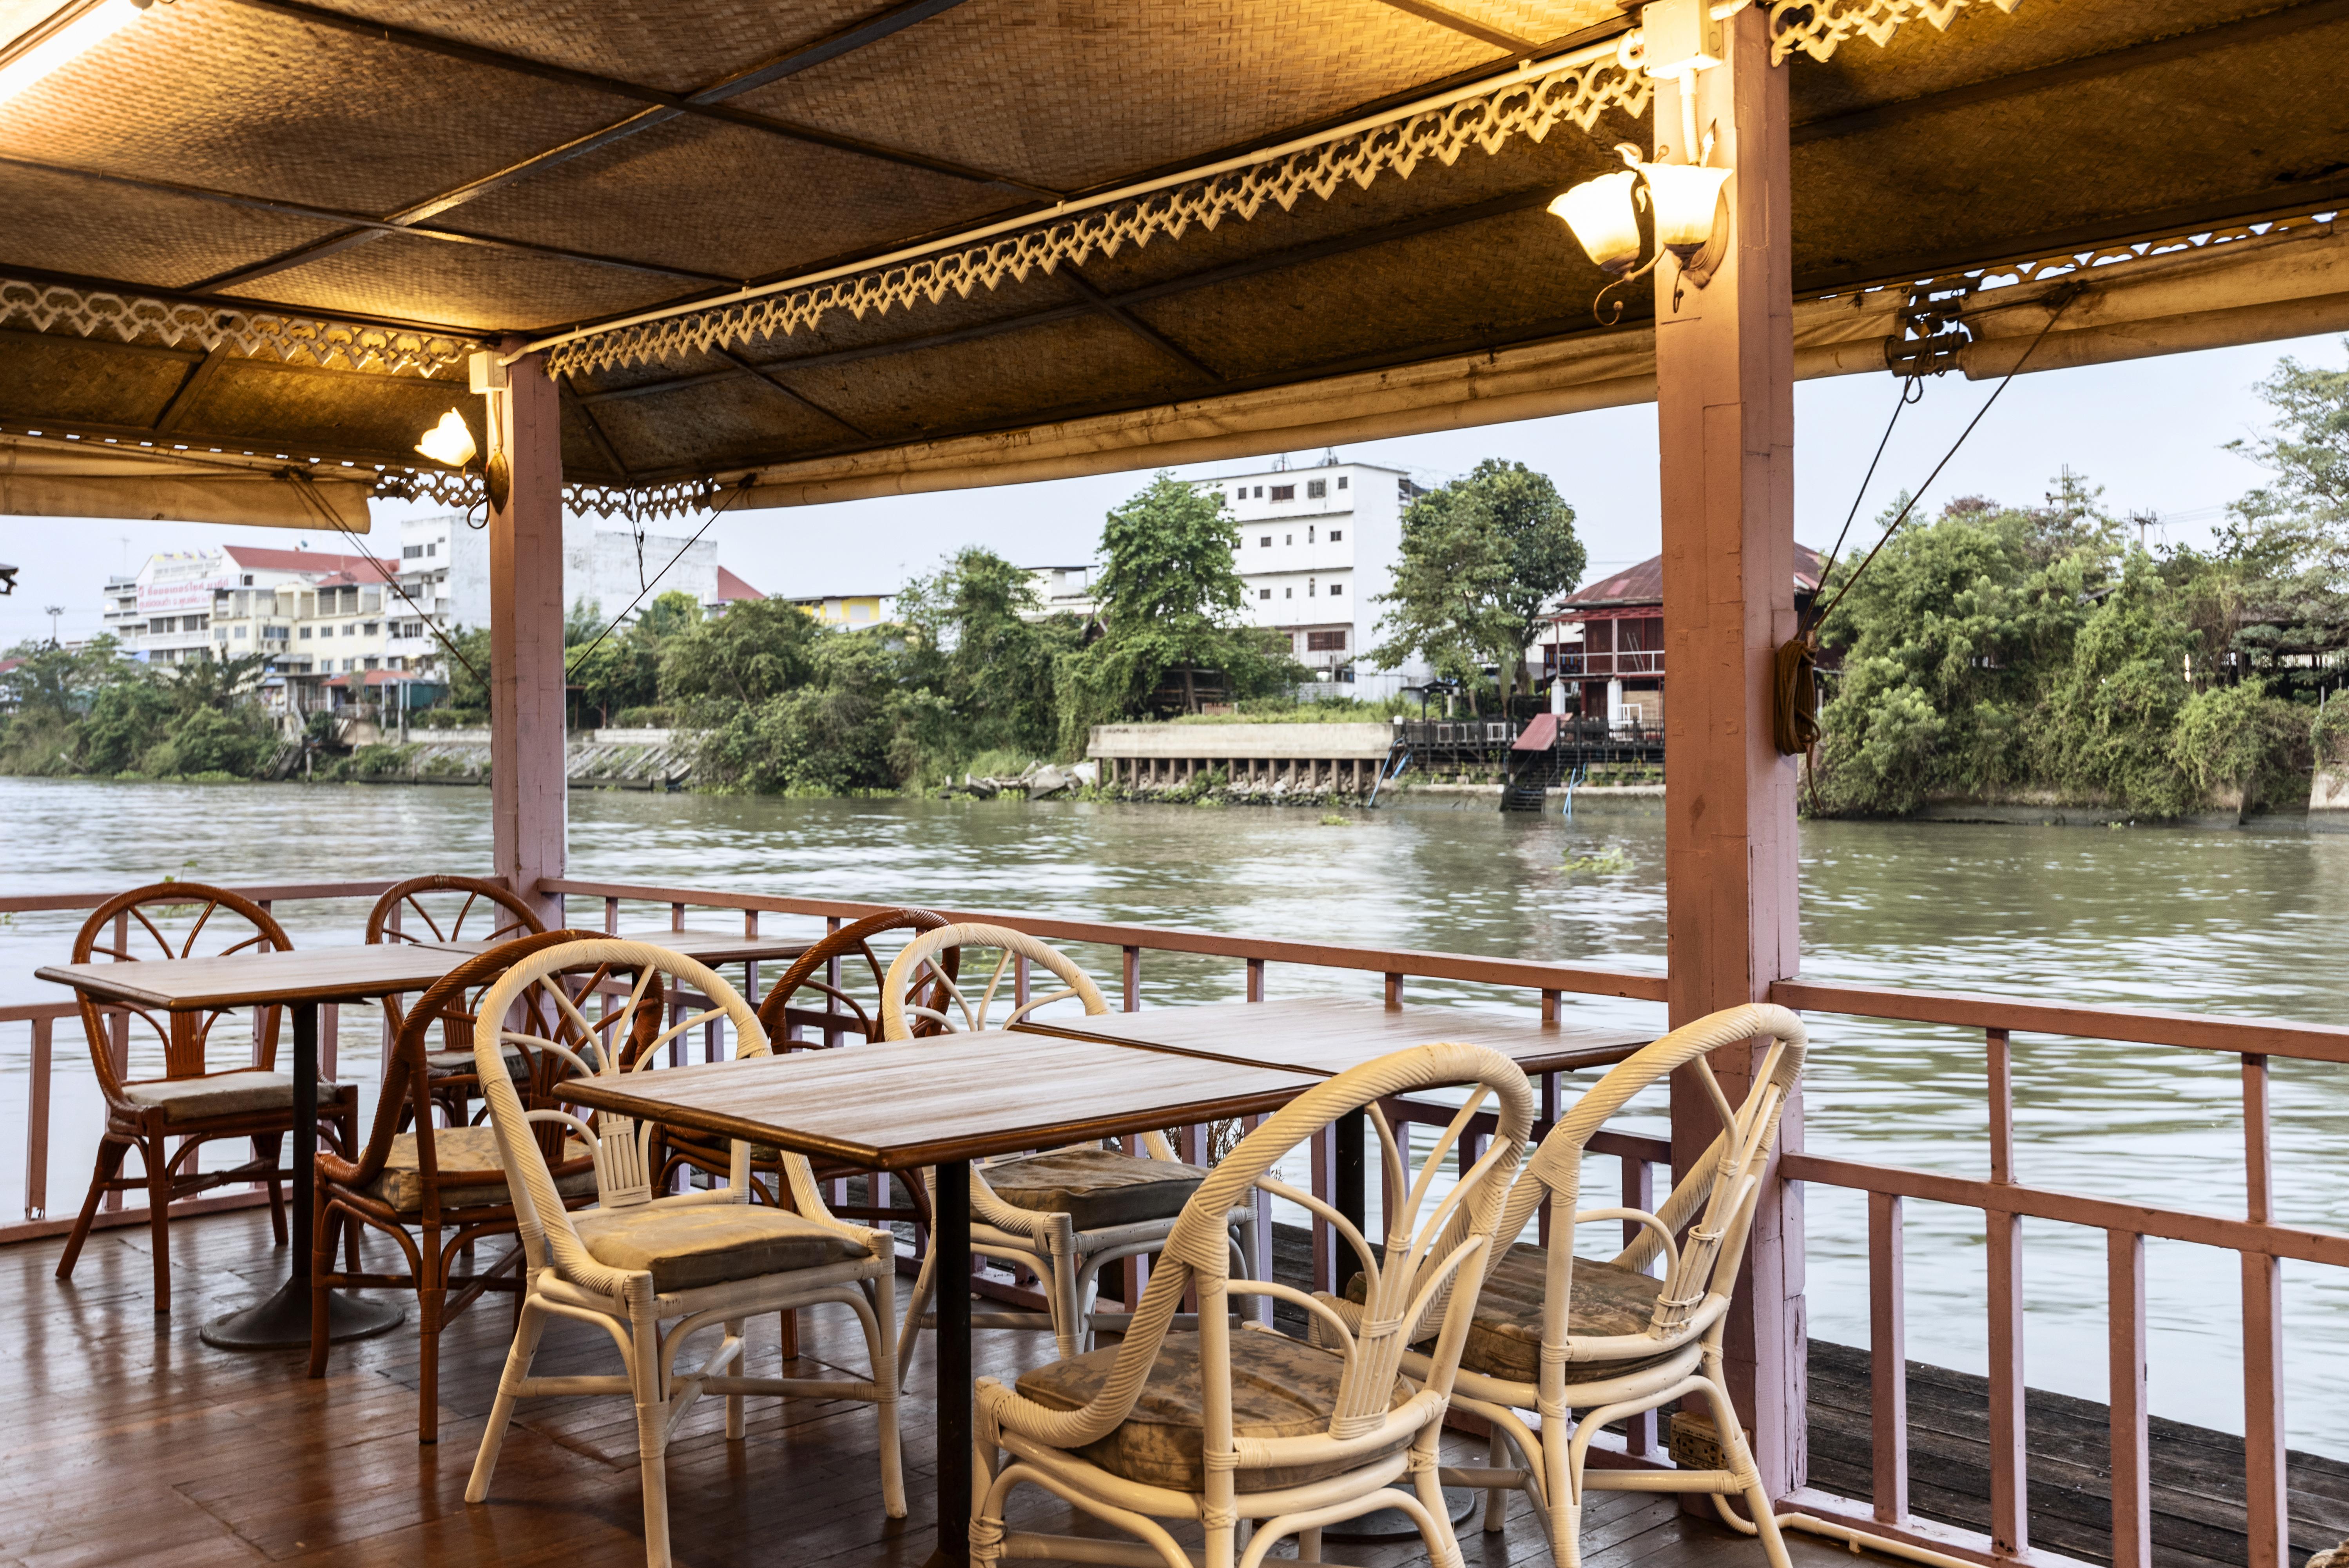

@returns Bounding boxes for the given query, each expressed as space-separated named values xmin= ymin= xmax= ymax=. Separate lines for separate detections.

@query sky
xmin=3 ymin=330 xmax=2342 ymax=649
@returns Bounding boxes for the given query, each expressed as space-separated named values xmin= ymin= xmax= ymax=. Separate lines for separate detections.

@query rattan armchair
xmin=1336 ymin=1002 xmax=1809 ymax=1568
xmin=310 ymin=930 xmax=605 ymax=1442
xmin=365 ymin=874 xmax=547 ymax=1127
xmin=52 ymin=882 xmax=357 ymax=1315
xmin=462 ymin=938 xmax=904 ymax=1568
xmin=972 ymin=1041 xmax=1535 ymax=1568
xmin=882 ymin=922 xmax=1258 ymax=1372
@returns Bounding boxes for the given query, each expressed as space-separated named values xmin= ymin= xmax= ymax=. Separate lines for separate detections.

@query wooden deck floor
xmin=0 ymin=1211 xmax=1866 ymax=1568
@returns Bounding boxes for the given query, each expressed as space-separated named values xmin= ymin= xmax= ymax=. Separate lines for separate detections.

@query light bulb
xmin=0 ymin=0 xmax=148 ymax=105
xmin=414 ymin=409 xmax=477 ymax=469
xmin=1548 ymin=170 xmax=1644 ymax=275
xmin=1642 ymin=161 xmax=1733 ymax=259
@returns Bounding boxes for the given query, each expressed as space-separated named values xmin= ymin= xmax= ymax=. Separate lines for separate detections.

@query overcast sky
xmin=4 ymin=331 xmax=2342 ymax=650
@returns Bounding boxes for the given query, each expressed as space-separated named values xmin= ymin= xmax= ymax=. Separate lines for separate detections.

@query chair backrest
xmin=367 ymin=875 xmax=546 ymax=1044
xmin=469 ymin=938 xmax=859 ymax=1289
xmin=984 ymin=1043 xmax=1533 ymax=1468
xmin=1490 ymin=1002 xmax=1807 ymax=1379
xmin=70 ymin=882 xmax=293 ymax=1096
xmin=878 ymin=922 xmax=1106 ymax=1040
xmin=756 ymin=906 xmax=956 ymax=1047
xmin=327 ymin=930 xmax=596 ymax=1221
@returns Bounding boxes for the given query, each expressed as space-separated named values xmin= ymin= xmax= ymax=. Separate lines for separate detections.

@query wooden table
xmin=562 ymin=1031 xmax=1323 ymax=1568
xmin=421 ymin=928 xmax=812 ymax=969
xmin=34 ymin=943 xmax=482 ymax=1350
xmin=1014 ymin=999 xmax=1651 ymax=1233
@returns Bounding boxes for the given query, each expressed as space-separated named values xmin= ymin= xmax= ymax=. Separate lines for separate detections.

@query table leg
xmin=1336 ymin=1110 xmax=1366 ymax=1239
xmin=201 ymin=1002 xmax=404 ymax=1351
xmin=924 ymin=1158 xmax=972 ymax=1568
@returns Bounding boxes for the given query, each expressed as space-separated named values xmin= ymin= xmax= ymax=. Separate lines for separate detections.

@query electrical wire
xmin=1798 ymin=375 xmax=1922 ymax=640
xmin=563 ymin=478 xmax=752 ymax=681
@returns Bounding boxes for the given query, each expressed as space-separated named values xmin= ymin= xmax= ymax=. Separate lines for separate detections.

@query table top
xmin=36 ymin=943 xmax=474 ymax=1011
xmin=422 ymin=928 xmax=813 ymax=967
xmin=558 ymin=1030 xmax=1323 ymax=1170
xmin=1012 ymin=998 xmax=1649 ymax=1078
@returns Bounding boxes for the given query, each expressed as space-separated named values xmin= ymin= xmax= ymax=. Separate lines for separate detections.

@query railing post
xmin=25 ymin=1018 xmax=51 ymax=1221
xmin=2107 ymin=1228 xmax=2151 ymax=1568
xmin=1867 ymin=1191 xmax=1908 ymax=1525
xmin=1383 ymin=971 xmax=1401 ymax=1009
xmin=2242 ymin=1053 xmax=2287 ymax=1568
xmin=604 ymin=895 xmax=620 ymax=933
xmin=1246 ymin=958 xmax=1264 ymax=1003
xmin=1985 ymin=1027 xmax=2028 ymax=1558
xmin=1123 ymin=947 xmax=1140 ymax=1013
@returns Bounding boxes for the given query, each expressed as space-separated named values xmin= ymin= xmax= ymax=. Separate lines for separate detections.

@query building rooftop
xmin=1562 ymin=543 xmax=1825 ymax=612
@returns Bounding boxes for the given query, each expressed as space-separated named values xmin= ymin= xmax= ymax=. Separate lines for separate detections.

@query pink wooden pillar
xmin=488 ymin=342 xmax=567 ymax=923
xmin=1653 ymin=5 xmax=1805 ymax=1501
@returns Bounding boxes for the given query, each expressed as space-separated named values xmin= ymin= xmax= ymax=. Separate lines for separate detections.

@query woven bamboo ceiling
xmin=2 ymin=0 xmax=2346 ymax=518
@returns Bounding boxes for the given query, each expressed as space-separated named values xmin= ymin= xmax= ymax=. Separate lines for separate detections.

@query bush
xmin=415 ymin=707 xmax=486 ymax=730
xmin=143 ymin=707 xmax=274 ymax=779
xmin=350 ymin=742 xmax=418 ymax=779
xmin=611 ymin=706 xmax=676 ymax=728
xmin=2168 ymin=683 xmax=2314 ymax=815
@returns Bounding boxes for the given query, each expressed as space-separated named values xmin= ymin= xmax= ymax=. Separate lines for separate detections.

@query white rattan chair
xmin=883 ymin=922 xmax=1259 ymax=1371
xmin=1335 ymin=1002 xmax=1808 ymax=1568
xmin=971 ymin=1040 xmax=1535 ymax=1568
xmin=460 ymin=938 xmax=905 ymax=1568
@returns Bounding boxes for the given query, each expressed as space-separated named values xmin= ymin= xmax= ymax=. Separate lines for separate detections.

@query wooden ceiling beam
xmin=1368 ymin=0 xmax=1539 ymax=54
xmin=152 ymin=345 xmax=235 ymax=436
xmin=560 ymin=374 xmax=635 ymax=481
xmin=711 ymin=347 xmax=874 ymax=440
xmin=1056 ymin=268 xmax=1227 ymax=383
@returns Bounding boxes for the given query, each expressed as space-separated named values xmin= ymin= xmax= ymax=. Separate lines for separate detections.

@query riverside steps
xmin=1087 ymin=722 xmax=1398 ymax=796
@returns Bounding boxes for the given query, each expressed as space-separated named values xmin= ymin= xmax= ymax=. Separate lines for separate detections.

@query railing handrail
xmin=1774 ymin=977 xmax=2349 ymax=1064
xmin=0 ymin=876 xmax=489 ymax=918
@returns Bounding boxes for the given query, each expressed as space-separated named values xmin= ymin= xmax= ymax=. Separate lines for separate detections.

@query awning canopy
xmin=2 ymin=0 xmax=2344 ymax=524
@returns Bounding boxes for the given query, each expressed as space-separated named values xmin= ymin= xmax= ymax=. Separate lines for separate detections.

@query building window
xmin=1270 ymin=484 xmax=1294 ymax=501
xmin=1253 ymin=486 xmax=1263 ymax=498
xmin=1259 ymin=588 xmax=1272 ymax=599
xmin=1307 ymin=581 xmax=1316 ymax=596
xmin=1258 ymin=535 xmax=1271 ymax=547
xmin=362 ymin=621 xmax=378 ymax=635
xmin=1337 ymin=476 xmax=1348 ymax=489
xmin=1306 ymin=630 xmax=1347 ymax=651
xmin=1284 ymin=587 xmax=1293 ymax=599
xmin=298 ymin=626 xmax=311 ymax=639
xmin=1329 ymin=529 xmax=1343 ymax=542
xmin=241 ymin=574 xmax=254 ymax=585
xmin=1307 ymin=525 xmax=1315 ymax=543
xmin=402 ymin=544 xmax=422 ymax=559
xmin=428 ymin=542 xmax=437 ymax=556
xmin=341 ymin=623 xmax=355 ymax=637
xmin=1284 ymin=534 xmax=1292 ymax=545
xmin=232 ymin=625 xmax=247 ymax=639
xmin=1307 ymin=479 xmax=1326 ymax=499
xmin=1330 ymin=581 xmax=1344 ymax=596
xmin=363 ymin=657 xmax=379 ymax=670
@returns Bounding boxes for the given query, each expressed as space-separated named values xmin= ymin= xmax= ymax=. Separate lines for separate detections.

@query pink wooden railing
xmin=6 ymin=872 xmax=2344 ymax=1566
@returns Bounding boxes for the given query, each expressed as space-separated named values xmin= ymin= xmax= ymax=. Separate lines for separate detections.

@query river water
xmin=2 ymin=776 xmax=2344 ymax=1452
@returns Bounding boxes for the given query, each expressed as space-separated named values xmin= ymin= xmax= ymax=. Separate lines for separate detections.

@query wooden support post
xmin=489 ymin=345 xmax=567 ymax=922
xmin=2107 ymin=1228 xmax=2151 ymax=1568
xmin=1868 ymin=1192 xmax=1908 ymax=1525
xmin=1654 ymin=6 xmax=1804 ymax=1502
xmin=2242 ymin=1054 xmax=2288 ymax=1568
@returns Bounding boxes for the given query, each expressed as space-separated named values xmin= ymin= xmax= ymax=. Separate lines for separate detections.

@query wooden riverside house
xmin=4 ymin=2 xmax=2349 ymax=1565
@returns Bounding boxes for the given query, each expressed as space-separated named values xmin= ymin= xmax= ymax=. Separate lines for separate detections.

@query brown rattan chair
xmin=654 ymin=908 xmax=957 ymax=1233
xmin=365 ymin=875 xmax=547 ymax=1127
xmin=311 ymin=929 xmax=604 ymax=1442
xmin=53 ymin=881 xmax=359 ymax=1315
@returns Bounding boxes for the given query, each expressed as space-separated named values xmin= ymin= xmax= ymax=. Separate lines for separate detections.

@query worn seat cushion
xmin=1017 ymin=1329 xmax=1415 ymax=1494
xmin=357 ymin=1125 xmax=595 ymax=1214
xmin=571 ymin=1204 xmax=870 ymax=1293
xmin=424 ymin=1044 xmax=528 ymax=1081
xmin=1346 ymin=1244 xmax=1678 ymax=1384
xmin=982 ymin=1146 xmax=1210 ymax=1231
xmin=121 ymin=1070 xmax=355 ymax=1125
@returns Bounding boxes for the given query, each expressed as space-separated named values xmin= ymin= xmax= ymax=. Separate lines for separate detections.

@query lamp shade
xmin=414 ymin=409 xmax=477 ymax=469
xmin=1548 ymin=170 xmax=1643 ymax=275
xmin=1642 ymin=161 xmax=1733 ymax=257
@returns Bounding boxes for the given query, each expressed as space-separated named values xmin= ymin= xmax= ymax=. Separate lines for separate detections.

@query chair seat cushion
xmin=982 ymin=1147 xmax=1210 ymax=1231
xmin=424 ymin=1044 xmax=527 ymax=1080
xmin=571 ymin=1203 xmax=870 ymax=1293
xmin=122 ymin=1070 xmax=354 ymax=1126
xmin=359 ymin=1126 xmax=596 ymax=1214
xmin=1346 ymin=1244 xmax=1675 ymax=1385
xmin=1016 ymin=1329 xmax=1414 ymax=1494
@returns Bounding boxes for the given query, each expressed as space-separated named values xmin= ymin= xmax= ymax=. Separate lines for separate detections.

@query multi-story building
xmin=1022 ymin=565 xmax=1099 ymax=622
xmin=1190 ymin=457 xmax=1430 ymax=693
xmin=99 ymin=544 xmax=382 ymax=671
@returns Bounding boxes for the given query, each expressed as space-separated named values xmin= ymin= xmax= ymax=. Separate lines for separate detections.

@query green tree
xmin=898 ymin=547 xmax=1082 ymax=762
xmin=1371 ymin=459 xmax=1585 ymax=710
xmin=80 ymin=676 xmax=173 ymax=775
xmin=659 ymin=597 xmax=821 ymax=710
xmin=1057 ymin=474 xmax=1302 ymax=744
xmin=692 ymin=629 xmax=919 ymax=794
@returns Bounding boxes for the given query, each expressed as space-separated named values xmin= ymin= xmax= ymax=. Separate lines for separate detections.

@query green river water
xmin=2 ymin=776 xmax=2343 ymax=1451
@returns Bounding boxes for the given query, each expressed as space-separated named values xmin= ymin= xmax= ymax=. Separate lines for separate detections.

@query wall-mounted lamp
xmin=1550 ymin=135 xmax=1732 ymax=321
xmin=0 ymin=0 xmax=150 ymax=105
xmin=413 ymin=405 xmax=509 ymax=512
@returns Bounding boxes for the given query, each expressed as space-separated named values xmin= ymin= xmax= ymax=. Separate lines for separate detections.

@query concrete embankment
xmin=341 ymin=727 xmax=697 ymax=790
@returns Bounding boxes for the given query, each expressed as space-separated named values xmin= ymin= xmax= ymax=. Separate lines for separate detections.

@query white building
xmin=1023 ymin=565 xmax=1099 ymax=622
xmin=109 ymin=543 xmax=382 ymax=669
xmin=1191 ymin=457 xmax=1430 ymax=693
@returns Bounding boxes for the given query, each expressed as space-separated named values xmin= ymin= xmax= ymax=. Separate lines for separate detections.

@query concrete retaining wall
xmin=1088 ymin=722 xmax=1395 ymax=794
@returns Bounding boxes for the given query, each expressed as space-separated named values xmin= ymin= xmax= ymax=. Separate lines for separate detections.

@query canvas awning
xmin=0 ymin=434 xmax=375 ymax=529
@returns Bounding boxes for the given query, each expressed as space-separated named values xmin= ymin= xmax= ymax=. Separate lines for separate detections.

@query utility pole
xmin=43 ymin=605 xmax=63 ymax=645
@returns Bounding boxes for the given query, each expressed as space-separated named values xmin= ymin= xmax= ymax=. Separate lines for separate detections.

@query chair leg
xmin=465 ymin=1295 xmax=546 ymax=1504
xmin=1484 ymin=1422 xmax=1510 ymax=1531
xmin=307 ymin=1200 xmax=337 ymax=1379
xmin=897 ymin=1238 xmax=937 ymax=1392
xmin=1046 ymin=1229 xmax=1081 ymax=1361
xmin=629 ymin=1305 xmax=672 ymax=1568
xmin=257 ymin=1131 xmax=288 ymax=1246
xmin=1702 ymin=1378 xmax=1793 ymax=1568
xmin=145 ymin=1135 xmax=173 ymax=1315
xmin=417 ymin=1225 xmax=445 ymax=1445
xmin=868 ymin=1266 xmax=906 ymax=1519
xmin=723 ymin=1318 xmax=745 ymax=1440
xmin=55 ymin=1136 xmax=129 ymax=1283
xmin=1298 ymin=1525 xmax=1322 ymax=1562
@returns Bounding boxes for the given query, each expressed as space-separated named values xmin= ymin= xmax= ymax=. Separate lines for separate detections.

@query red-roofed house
xmin=712 ymin=566 xmax=763 ymax=607
xmin=1539 ymin=543 xmax=1823 ymax=731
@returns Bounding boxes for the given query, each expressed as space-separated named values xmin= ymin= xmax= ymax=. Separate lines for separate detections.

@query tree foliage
xmin=0 ymin=639 xmax=276 ymax=779
xmin=1372 ymin=459 xmax=1585 ymax=710
xmin=897 ymin=547 xmax=1081 ymax=762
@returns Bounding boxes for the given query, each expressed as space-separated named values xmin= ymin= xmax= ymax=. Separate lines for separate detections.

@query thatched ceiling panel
xmin=254 ymin=235 xmax=681 ymax=334
xmin=285 ymin=0 xmax=896 ymax=96
xmin=1441 ymin=0 xmax=1630 ymax=44
xmin=451 ymin=115 xmax=1015 ymax=283
xmin=173 ymin=357 xmax=468 ymax=461
xmin=0 ymin=337 xmax=193 ymax=427
xmin=0 ymin=163 xmax=343 ymax=292
xmin=732 ymin=0 xmax=1509 ymax=195
xmin=582 ymin=371 xmax=860 ymax=474
xmin=0 ymin=2 xmax=629 ymax=216
xmin=744 ymin=313 xmax=1206 ymax=449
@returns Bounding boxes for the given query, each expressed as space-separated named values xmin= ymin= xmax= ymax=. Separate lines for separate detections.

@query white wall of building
xmin=1190 ymin=460 xmax=1428 ymax=687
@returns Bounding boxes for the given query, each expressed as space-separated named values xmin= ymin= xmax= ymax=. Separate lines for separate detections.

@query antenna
xmin=44 ymin=604 xmax=65 ymax=645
